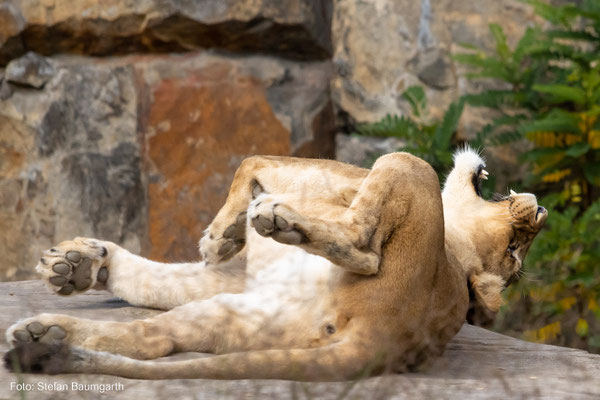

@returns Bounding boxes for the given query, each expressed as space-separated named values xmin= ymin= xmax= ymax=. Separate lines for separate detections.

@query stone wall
xmin=331 ymin=0 xmax=537 ymax=136
xmin=0 ymin=0 xmax=335 ymax=280
xmin=0 ymin=0 xmax=540 ymax=280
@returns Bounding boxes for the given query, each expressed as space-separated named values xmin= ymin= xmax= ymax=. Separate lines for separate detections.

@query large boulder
xmin=0 ymin=0 xmax=333 ymax=65
xmin=0 ymin=56 xmax=144 ymax=281
xmin=136 ymin=53 xmax=334 ymax=261
xmin=0 ymin=51 xmax=333 ymax=278
xmin=331 ymin=0 xmax=537 ymax=136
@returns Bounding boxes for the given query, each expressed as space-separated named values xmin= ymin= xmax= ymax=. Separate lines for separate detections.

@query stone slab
xmin=1 ymin=281 xmax=599 ymax=399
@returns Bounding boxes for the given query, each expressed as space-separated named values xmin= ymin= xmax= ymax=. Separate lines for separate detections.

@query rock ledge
xmin=1 ymin=280 xmax=599 ymax=399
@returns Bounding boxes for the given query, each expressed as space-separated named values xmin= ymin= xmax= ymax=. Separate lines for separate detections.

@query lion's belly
xmin=223 ymin=229 xmax=338 ymax=349
xmin=245 ymin=228 xmax=334 ymax=288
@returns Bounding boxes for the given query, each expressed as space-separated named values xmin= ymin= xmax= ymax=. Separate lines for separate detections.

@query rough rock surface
xmin=0 ymin=51 xmax=334 ymax=278
xmin=0 ymin=0 xmax=333 ymax=65
xmin=1 ymin=280 xmax=599 ymax=399
xmin=0 ymin=57 xmax=145 ymax=281
xmin=5 ymin=51 xmax=55 ymax=88
xmin=335 ymin=133 xmax=403 ymax=168
xmin=136 ymin=53 xmax=333 ymax=261
xmin=331 ymin=0 xmax=537 ymax=136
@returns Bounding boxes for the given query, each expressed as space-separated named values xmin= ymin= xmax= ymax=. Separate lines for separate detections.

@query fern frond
xmin=355 ymin=114 xmax=421 ymax=139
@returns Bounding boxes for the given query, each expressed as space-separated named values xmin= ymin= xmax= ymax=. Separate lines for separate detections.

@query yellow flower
xmin=576 ymin=319 xmax=589 ymax=337
xmin=524 ymin=321 xmax=561 ymax=343
xmin=558 ymin=296 xmax=577 ymax=311
xmin=589 ymin=130 xmax=600 ymax=149
xmin=529 ymin=282 xmax=563 ymax=302
xmin=589 ymin=298 xmax=599 ymax=312
xmin=541 ymin=169 xmax=571 ymax=183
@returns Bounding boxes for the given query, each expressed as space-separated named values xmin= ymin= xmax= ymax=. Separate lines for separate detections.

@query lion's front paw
xmin=249 ymin=196 xmax=307 ymax=245
xmin=200 ymin=212 xmax=247 ymax=264
xmin=37 ymin=237 xmax=111 ymax=295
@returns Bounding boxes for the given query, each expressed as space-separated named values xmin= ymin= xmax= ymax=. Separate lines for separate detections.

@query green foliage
xmin=456 ymin=0 xmax=600 ymax=353
xmin=354 ymin=85 xmax=464 ymax=179
xmin=456 ymin=0 xmax=600 ymax=210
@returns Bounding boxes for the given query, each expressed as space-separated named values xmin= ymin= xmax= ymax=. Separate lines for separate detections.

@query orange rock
xmin=144 ymin=61 xmax=290 ymax=262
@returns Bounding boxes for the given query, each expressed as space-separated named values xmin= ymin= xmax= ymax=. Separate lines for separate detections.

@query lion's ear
xmin=469 ymin=272 xmax=505 ymax=313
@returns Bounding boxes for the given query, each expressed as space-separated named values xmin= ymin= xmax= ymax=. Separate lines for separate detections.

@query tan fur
xmin=5 ymin=149 xmax=547 ymax=380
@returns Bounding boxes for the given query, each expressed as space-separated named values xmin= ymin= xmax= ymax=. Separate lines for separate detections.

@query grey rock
xmin=0 ymin=59 xmax=145 ymax=281
xmin=0 ymin=280 xmax=599 ymax=399
xmin=331 ymin=0 xmax=538 ymax=128
xmin=408 ymin=48 xmax=456 ymax=90
xmin=0 ymin=77 xmax=11 ymax=100
xmin=331 ymin=0 xmax=423 ymax=124
xmin=335 ymin=133 xmax=404 ymax=168
xmin=5 ymin=52 xmax=55 ymax=89
xmin=0 ymin=0 xmax=332 ymax=65
xmin=264 ymin=60 xmax=335 ymax=157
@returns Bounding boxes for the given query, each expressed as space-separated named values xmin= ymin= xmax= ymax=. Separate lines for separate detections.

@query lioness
xmin=4 ymin=148 xmax=547 ymax=380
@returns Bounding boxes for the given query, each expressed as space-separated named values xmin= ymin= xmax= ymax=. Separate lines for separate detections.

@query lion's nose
xmin=537 ymin=206 xmax=546 ymax=215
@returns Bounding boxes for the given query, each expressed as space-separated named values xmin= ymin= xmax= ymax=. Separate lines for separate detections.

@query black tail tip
xmin=4 ymin=342 xmax=70 ymax=374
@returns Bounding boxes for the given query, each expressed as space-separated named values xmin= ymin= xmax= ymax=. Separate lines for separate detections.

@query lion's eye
xmin=507 ymin=245 xmax=517 ymax=259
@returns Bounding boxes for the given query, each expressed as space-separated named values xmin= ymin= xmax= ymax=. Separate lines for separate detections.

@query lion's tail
xmin=4 ymin=340 xmax=379 ymax=381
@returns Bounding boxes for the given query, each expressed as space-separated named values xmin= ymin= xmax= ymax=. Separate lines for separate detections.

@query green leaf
xmin=401 ymin=86 xmax=427 ymax=118
xmin=453 ymin=53 xmax=514 ymax=82
xmin=355 ymin=114 xmax=421 ymax=139
xmin=523 ymin=0 xmax=575 ymax=26
xmin=456 ymin=42 xmax=481 ymax=51
xmin=514 ymin=27 xmax=542 ymax=63
xmin=533 ymin=84 xmax=587 ymax=106
xmin=547 ymin=29 xmax=599 ymax=42
xmin=463 ymin=90 xmax=526 ymax=108
xmin=520 ymin=147 xmax=566 ymax=162
xmin=583 ymin=163 xmax=600 ymax=185
xmin=432 ymin=98 xmax=465 ymax=150
xmin=565 ymin=142 xmax=591 ymax=157
xmin=519 ymin=109 xmax=581 ymax=135
xmin=490 ymin=23 xmax=511 ymax=60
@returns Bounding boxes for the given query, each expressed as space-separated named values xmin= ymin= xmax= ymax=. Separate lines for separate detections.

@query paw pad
xmin=11 ymin=323 xmax=66 ymax=345
xmin=202 ymin=212 xmax=247 ymax=263
xmin=37 ymin=239 xmax=110 ymax=296
xmin=251 ymin=203 xmax=307 ymax=245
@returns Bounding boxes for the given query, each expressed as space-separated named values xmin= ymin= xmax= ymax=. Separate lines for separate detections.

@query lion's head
xmin=441 ymin=148 xmax=548 ymax=326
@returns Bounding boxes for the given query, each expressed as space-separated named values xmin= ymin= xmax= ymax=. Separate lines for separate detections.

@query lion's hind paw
xmin=7 ymin=318 xmax=68 ymax=348
xmin=249 ymin=196 xmax=307 ymax=245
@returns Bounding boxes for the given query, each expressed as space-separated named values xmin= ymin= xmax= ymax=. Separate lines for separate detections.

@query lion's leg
xmin=6 ymin=313 xmax=174 ymax=360
xmin=7 ymin=338 xmax=376 ymax=381
xmin=199 ymin=156 xmax=280 ymax=265
xmin=36 ymin=237 xmax=245 ymax=310
xmin=248 ymin=193 xmax=380 ymax=275
xmin=249 ymin=153 xmax=441 ymax=275
xmin=6 ymin=290 xmax=329 ymax=359
xmin=200 ymin=156 xmax=368 ymax=264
